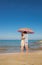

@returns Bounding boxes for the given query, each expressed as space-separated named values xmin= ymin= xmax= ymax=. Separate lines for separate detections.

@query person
xmin=21 ymin=32 xmax=28 ymax=53
xmin=21 ymin=33 xmax=25 ymax=53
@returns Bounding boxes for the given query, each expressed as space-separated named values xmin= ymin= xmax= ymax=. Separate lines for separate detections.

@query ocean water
xmin=0 ymin=40 xmax=42 ymax=53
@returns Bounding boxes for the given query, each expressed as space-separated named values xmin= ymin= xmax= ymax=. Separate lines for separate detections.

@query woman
xmin=21 ymin=33 xmax=25 ymax=52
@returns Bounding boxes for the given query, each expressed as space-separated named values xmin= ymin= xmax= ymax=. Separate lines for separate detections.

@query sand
xmin=0 ymin=51 xmax=42 ymax=65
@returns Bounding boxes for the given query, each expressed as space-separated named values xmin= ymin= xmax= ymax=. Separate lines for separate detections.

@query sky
xmin=0 ymin=0 xmax=42 ymax=40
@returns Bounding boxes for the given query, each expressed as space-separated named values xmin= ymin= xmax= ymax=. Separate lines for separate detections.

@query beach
xmin=0 ymin=40 xmax=42 ymax=65
xmin=0 ymin=51 xmax=42 ymax=65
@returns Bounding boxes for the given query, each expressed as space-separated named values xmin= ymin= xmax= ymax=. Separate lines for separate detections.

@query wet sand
xmin=0 ymin=51 xmax=42 ymax=65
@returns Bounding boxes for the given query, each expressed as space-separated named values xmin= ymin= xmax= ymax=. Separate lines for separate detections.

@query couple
xmin=21 ymin=32 xmax=28 ymax=53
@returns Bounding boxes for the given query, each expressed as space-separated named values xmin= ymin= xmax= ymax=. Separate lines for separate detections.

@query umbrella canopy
xmin=18 ymin=28 xmax=34 ymax=34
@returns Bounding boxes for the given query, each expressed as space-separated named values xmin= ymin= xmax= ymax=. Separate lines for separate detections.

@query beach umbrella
xmin=18 ymin=28 xmax=34 ymax=34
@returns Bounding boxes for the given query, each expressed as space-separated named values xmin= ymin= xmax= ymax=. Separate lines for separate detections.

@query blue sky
xmin=0 ymin=0 xmax=42 ymax=40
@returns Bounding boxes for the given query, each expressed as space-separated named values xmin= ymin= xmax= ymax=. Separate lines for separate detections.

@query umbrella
xmin=18 ymin=28 xmax=34 ymax=34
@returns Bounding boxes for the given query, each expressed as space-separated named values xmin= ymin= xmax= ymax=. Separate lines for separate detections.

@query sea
xmin=0 ymin=40 xmax=42 ymax=53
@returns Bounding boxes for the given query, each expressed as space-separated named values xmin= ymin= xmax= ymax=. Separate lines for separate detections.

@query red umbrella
xmin=18 ymin=28 xmax=34 ymax=34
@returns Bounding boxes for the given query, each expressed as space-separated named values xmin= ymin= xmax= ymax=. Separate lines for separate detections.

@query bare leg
xmin=25 ymin=45 xmax=28 ymax=53
xmin=21 ymin=46 xmax=24 ymax=53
